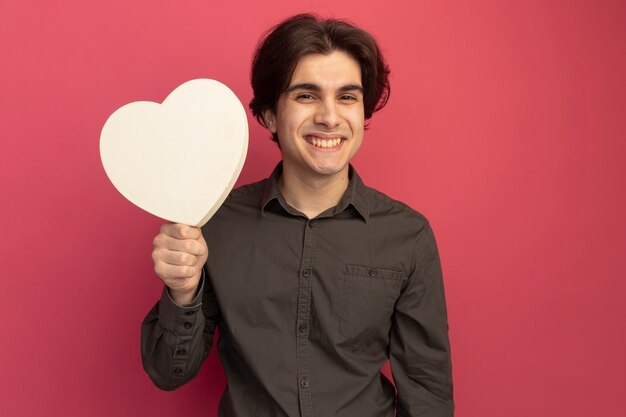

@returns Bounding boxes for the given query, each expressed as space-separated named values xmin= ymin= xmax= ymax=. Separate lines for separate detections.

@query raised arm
xmin=140 ymin=223 xmax=219 ymax=390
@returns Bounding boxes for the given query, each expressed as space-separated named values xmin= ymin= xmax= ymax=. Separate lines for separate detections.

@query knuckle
xmin=153 ymin=234 xmax=166 ymax=248
xmin=179 ymin=252 xmax=192 ymax=265
xmin=183 ymin=240 xmax=196 ymax=253
xmin=176 ymin=223 xmax=188 ymax=237
xmin=184 ymin=266 xmax=196 ymax=278
xmin=154 ymin=262 xmax=166 ymax=278
xmin=154 ymin=248 xmax=168 ymax=263
xmin=195 ymin=241 xmax=205 ymax=253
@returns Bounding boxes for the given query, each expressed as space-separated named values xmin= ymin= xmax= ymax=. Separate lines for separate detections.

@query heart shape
xmin=100 ymin=79 xmax=248 ymax=226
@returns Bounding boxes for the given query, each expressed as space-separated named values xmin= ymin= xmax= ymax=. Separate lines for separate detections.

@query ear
xmin=263 ymin=110 xmax=277 ymax=133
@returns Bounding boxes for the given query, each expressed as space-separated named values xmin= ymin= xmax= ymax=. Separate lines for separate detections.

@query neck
xmin=279 ymin=163 xmax=350 ymax=219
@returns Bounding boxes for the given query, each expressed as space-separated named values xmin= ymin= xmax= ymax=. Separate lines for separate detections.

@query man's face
xmin=264 ymin=50 xmax=365 ymax=179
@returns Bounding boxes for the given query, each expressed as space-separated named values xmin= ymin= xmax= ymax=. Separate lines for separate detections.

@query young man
xmin=142 ymin=14 xmax=454 ymax=417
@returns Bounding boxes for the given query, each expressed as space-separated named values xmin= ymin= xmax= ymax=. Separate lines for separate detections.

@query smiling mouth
xmin=304 ymin=135 xmax=344 ymax=149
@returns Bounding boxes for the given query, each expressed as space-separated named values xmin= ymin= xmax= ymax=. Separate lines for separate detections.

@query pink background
xmin=1 ymin=1 xmax=624 ymax=416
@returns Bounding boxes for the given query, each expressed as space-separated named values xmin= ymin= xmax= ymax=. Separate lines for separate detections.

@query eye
xmin=295 ymin=93 xmax=315 ymax=102
xmin=339 ymin=94 xmax=358 ymax=102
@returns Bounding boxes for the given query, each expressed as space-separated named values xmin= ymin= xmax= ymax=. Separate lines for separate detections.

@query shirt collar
xmin=260 ymin=162 xmax=370 ymax=222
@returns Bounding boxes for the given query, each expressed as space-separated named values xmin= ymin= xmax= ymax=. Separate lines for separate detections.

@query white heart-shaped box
xmin=100 ymin=79 xmax=248 ymax=226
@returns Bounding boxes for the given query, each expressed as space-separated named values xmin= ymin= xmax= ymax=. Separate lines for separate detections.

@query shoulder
xmin=226 ymin=178 xmax=266 ymax=203
xmin=362 ymin=184 xmax=430 ymax=231
xmin=357 ymin=183 xmax=440 ymax=274
xmin=202 ymin=178 xmax=266 ymax=234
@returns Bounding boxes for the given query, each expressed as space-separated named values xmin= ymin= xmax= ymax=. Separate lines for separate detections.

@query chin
xmin=311 ymin=164 xmax=348 ymax=177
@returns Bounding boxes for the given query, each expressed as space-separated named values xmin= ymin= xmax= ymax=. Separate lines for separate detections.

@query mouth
xmin=304 ymin=135 xmax=345 ymax=150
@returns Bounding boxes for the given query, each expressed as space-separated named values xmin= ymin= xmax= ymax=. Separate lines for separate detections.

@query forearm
xmin=140 ymin=283 xmax=212 ymax=390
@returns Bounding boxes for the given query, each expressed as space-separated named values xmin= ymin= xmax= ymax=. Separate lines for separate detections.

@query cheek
xmin=277 ymin=111 xmax=308 ymax=133
xmin=349 ymin=107 xmax=365 ymax=124
xmin=349 ymin=114 xmax=365 ymax=133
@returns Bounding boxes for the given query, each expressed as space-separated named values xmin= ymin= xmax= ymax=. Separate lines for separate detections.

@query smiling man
xmin=263 ymin=50 xmax=364 ymax=218
xmin=141 ymin=14 xmax=454 ymax=417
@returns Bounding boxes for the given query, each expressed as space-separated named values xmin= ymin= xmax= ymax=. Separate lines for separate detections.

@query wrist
xmin=168 ymin=286 xmax=198 ymax=306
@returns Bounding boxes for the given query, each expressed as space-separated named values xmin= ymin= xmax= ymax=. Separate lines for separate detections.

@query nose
xmin=313 ymin=98 xmax=340 ymax=128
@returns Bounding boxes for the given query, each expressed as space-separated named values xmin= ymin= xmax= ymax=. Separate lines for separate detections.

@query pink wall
xmin=1 ymin=1 xmax=624 ymax=416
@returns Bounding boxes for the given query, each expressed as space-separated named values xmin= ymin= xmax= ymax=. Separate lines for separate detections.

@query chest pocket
xmin=338 ymin=264 xmax=406 ymax=351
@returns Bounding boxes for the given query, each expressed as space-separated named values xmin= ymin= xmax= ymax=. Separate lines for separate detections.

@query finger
xmin=154 ymin=261 xmax=197 ymax=281
xmin=162 ymin=250 xmax=198 ymax=267
xmin=160 ymin=223 xmax=202 ymax=240
xmin=153 ymin=234 xmax=206 ymax=256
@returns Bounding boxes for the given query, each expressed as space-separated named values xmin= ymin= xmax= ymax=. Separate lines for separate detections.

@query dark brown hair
xmin=249 ymin=13 xmax=391 ymax=142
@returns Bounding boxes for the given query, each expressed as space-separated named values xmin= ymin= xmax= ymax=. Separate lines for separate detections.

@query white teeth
xmin=307 ymin=137 xmax=342 ymax=148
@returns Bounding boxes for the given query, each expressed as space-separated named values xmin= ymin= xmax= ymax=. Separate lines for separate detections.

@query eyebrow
xmin=285 ymin=83 xmax=364 ymax=94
